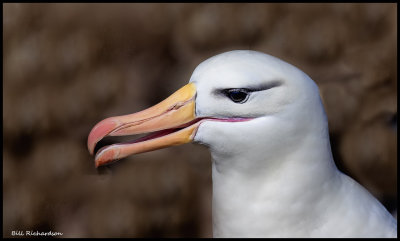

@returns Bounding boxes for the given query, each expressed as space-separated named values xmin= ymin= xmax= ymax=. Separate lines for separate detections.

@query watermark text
xmin=11 ymin=230 xmax=63 ymax=237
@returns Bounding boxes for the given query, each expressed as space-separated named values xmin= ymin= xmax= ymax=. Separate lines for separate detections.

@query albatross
xmin=87 ymin=50 xmax=397 ymax=238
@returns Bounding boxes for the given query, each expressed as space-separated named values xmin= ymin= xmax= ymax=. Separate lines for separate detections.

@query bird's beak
xmin=87 ymin=83 xmax=199 ymax=167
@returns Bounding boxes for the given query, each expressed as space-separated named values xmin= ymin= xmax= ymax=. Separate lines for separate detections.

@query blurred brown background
xmin=3 ymin=3 xmax=397 ymax=238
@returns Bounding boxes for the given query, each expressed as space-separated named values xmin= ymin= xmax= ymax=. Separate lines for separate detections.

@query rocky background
xmin=3 ymin=3 xmax=397 ymax=238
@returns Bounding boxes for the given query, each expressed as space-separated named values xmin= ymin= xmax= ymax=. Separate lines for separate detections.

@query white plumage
xmin=88 ymin=50 xmax=397 ymax=238
xmin=189 ymin=50 xmax=396 ymax=237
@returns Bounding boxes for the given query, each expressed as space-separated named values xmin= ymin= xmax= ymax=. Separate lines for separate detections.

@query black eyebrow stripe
xmin=214 ymin=80 xmax=283 ymax=96
xmin=245 ymin=80 xmax=283 ymax=92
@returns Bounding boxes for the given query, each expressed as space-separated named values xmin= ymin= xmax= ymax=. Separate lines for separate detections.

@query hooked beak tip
xmin=87 ymin=118 xmax=118 ymax=155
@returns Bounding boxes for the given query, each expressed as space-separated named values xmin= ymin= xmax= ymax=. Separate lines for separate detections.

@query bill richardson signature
xmin=11 ymin=230 xmax=63 ymax=237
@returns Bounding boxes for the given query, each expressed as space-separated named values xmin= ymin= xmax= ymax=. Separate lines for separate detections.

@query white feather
xmin=189 ymin=50 xmax=396 ymax=238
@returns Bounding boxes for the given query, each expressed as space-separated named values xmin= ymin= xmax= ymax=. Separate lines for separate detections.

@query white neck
xmin=210 ymin=128 xmax=340 ymax=238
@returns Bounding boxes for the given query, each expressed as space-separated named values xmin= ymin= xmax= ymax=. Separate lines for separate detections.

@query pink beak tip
xmin=94 ymin=148 xmax=116 ymax=168
xmin=87 ymin=118 xmax=118 ymax=156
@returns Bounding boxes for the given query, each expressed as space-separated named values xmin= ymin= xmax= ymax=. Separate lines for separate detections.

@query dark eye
xmin=224 ymin=89 xmax=250 ymax=103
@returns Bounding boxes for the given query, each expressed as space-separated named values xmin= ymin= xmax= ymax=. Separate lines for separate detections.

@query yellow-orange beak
xmin=87 ymin=83 xmax=200 ymax=167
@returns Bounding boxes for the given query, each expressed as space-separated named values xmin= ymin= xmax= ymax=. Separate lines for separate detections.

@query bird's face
xmin=191 ymin=51 xmax=318 ymax=164
xmin=88 ymin=51 xmax=324 ymax=168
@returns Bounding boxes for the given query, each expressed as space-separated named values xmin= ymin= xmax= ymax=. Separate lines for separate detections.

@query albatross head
xmin=88 ymin=50 xmax=329 ymax=173
xmin=87 ymin=50 xmax=398 ymax=238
